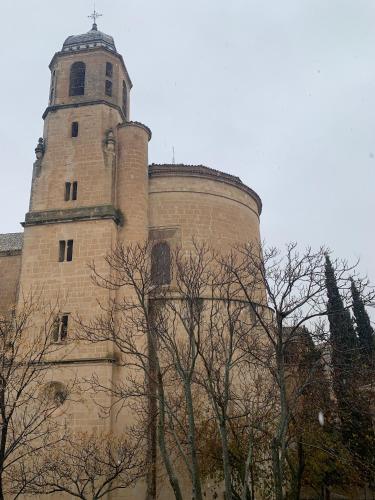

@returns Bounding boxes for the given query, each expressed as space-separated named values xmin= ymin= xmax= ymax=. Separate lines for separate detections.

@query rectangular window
xmin=66 ymin=240 xmax=74 ymax=262
xmin=59 ymin=240 xmax=73 ymax=262
xmin=71 ymin=121 xmax=79 ymax=137
xmin=64 ymin=181 xmax=78 ymax=201
xmin=106 ymin=62 xmax=113 ymax=77
xmin=52 ymin=314 xmax=69 ymax=342
xmin=72 ymin=181 xmax=78 ymax=201
xmin=59 ymin=240 xmax=66 ymax=262
xmin=65 ymin=182 xmax=71 ymax=201
xmin=60 ymin=314 xmax=69 ymax=341
xmin=105 ymin=80 xmax=112 ymax=97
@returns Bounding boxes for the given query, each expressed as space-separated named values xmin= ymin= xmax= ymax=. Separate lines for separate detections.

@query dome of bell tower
xmin=62 ymin=24 xmax=116 ymax=53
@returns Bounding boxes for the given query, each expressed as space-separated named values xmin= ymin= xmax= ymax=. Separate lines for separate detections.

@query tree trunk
xmin=219 ymin=420 xmax=232 ymax=500
xmin=146 ymin=328 xmax=158 ymax=499
xmin=241 ymin=434 xmax=253 ymax=500
xmin=157 ymin=371 xmax=183 ymax=500
xmin=272 ymin=438 xmax=283 ymax=500
xmin=184 ymin=381 xmax=203 ymax=500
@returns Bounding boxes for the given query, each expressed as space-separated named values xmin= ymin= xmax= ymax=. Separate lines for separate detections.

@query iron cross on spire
xmin=88 ymin=5 xmax=102 ymax=30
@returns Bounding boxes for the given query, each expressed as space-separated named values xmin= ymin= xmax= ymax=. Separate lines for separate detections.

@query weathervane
xmin=88 ymin=4 xmax=102 ymax=30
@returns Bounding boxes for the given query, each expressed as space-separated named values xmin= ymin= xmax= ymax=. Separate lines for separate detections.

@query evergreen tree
xmin=325 ymin=256 xmax=374 ymax=486
xmin=351 ymin=278 xmax=375 ymax=368
xmin=325 ymin=255 xmax=357 ymax=402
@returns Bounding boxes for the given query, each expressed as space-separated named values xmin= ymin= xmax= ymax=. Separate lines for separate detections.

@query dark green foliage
xmin=351 ymin=279 xmax=375 ymax=368
xmin=325 ymin=256 xmax=375 ymax=485
xmin=325 ymin=256 xmax=357 ymax=409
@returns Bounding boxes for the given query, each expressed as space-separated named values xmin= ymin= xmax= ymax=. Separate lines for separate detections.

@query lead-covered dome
xmin=62 ymin=24 xmax=116 ymax=53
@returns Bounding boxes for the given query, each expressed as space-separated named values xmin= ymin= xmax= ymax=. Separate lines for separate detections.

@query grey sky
xmin=0 ymin=1 xmax=374 ymax=291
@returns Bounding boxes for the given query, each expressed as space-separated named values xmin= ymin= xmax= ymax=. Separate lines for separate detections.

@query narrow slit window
xmin=106 ymin=62 xmax=113 ymax=77
xmin=52 ymin=315 xmax=69 ymax=342
xmin=59 ymin=241 xmax=66 ymax=262
xmin=66 ymin=240 xmax=74 ymax=262
xmin=105 ymin=80 xmax=112 ymax=97
xmin=65 ymin=182 xmax=71 ymax=201
xmin=71 ymin=121 xmax=79 ymax=137
xmin=52 ymin=319 xmax=60 ymax=342
xmin=60 ymin=315 xmax=69 ymax=341
xmin=72 ymin=182 xmax=78 ymax=201
xmin=49 ymin=70 xmax=56 ymax=104
xmin=122 ymin=81 xmax=127 ymax=116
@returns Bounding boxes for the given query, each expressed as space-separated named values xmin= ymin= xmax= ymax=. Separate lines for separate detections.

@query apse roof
xmin=62 ymin=24 xmax=117 ymax=53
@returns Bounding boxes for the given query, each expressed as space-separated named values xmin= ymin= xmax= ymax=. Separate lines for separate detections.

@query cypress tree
xmin=325 ymin=256 xmax=374 ymax=485
xmin=351 ymin=278 xmax=375 ymax=368
xmin=325 ymin=255 xmax=357 ymax=396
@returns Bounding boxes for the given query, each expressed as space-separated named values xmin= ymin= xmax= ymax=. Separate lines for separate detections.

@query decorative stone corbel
xmin=32 ymin=137 xmax=45 ymax=178
xmin=29 ymin=137 xmax=45 ymax=210
xmin=103 ymin=129 xmax=116 ymax=169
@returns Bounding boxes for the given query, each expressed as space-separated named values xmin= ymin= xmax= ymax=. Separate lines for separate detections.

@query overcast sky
xmin=0 ymin=0 xmax=374 ymax=291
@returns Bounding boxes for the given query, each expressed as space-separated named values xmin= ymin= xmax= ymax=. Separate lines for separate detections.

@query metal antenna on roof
xmin=172 ymin=146 xmax=176 ymax=164
xmin=88 ymin=3 xmax=103 ymax=30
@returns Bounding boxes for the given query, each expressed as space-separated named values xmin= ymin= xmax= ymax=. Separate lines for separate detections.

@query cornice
xmin=42 ymin=100 xmax=125 ymax=121
xmin=22 ymin=205 xmax=123 ymax=227
xmin=40 ymin=356 xmax=116 ymax=367
xmin=118 ymin=121 xmax=152 ymax=141
xmin=149 ymin=164 xmax=262 ymax=214
xmin=0 ymin=250 xmax=22 ymax=257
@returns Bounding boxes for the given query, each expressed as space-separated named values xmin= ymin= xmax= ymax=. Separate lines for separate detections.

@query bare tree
xmin=0 ymin=292 xmax=73 ymax=500
xmin=79 ymin=242 xmax=276 ymax=500
xmin=15 ymin=431 xmax=145 ymax=499
xmin=223 ymin=242 xmax=374 ymax=500
xmin=76 ymin=242 xmax=185 ymax=500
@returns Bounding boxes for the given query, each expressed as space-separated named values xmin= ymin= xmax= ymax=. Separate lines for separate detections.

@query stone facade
xmin=0 ymin=23 xmax=262 ymax=499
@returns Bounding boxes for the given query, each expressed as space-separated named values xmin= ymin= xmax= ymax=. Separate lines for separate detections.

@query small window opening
xmin=106 ymin=62 xmax=113 ymax=77
xmin=49 ymin=71 xmax=56 ymax=104
xmin=59 ymin=241 xmax=66 ymax=262
xmin=122 ymin=81 xmax=127 ymax=116
xmin=71 ymin=121 xmax=79 ymax=137
xmin=52 ymin=315 xmax=69 ymax=343
xmin=59 ymin=240 xmax=73 ymax=262
xmin=105 ymin=80 xmax=112 ymax=97
xmin=66 ymin=240 xmax=74 ymax=262
xmin=72 ymin=182 xmax=78 ymax=201
xmin=151 ymin=242 xmax=171 ymax=285
xmin=65 ymin=182 xmax=71 ymax=201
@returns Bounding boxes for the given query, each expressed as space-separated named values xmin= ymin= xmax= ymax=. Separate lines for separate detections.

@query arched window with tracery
xmin=151 ymin=242 xmax=171 ymax=285
xmin=69 ymin=62 xmax=86 ymax=96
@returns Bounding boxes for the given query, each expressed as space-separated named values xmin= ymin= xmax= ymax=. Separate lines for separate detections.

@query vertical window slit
xmin=60 ymin=315 xmax=69 ymax=341
xmin=105 ymin=80 xmax=112 ymax=97
xmin=71 ymin=122 xmax=79 ymax=137
xmin=66 ymin=240 xmax=74 ymax=262
xmin=59 ymin=241 xmax=66 ymax=262
xmin=72 ymin=182 xmax=78 ymax=201
xmin=106 ymin=62 xmax=113 ymax=77
xmin=65 ymin=182 xmax=71 ymax=201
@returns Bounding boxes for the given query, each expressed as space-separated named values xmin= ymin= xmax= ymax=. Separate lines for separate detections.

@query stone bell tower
xmin=18 ymin=19 xmax=151 ymax=370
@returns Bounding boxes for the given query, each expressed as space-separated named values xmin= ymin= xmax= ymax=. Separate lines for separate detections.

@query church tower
xmin=17 ymin=19 xmax=152 ymax=450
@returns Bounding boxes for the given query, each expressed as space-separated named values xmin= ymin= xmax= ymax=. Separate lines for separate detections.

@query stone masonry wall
xmin=0 ymin=253 xmax=22 ymax=314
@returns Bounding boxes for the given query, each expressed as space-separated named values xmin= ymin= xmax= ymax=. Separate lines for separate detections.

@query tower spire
xmin=88 ymin=4 xmax=102 ymax=31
